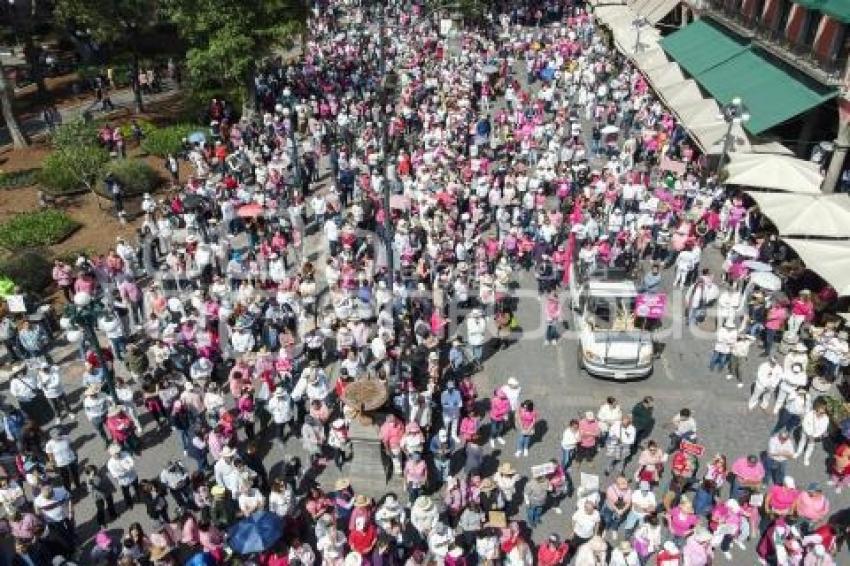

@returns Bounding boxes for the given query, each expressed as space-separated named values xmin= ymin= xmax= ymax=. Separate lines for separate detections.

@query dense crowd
xmin=0 ymin=0 xmax=847 ymax=565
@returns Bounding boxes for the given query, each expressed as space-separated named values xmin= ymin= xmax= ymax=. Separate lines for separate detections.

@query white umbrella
xmin=732 ymin=243 xmax=759 ymax=258
xmin=600 ymin=125 xmax=619 ymax=135
xmin=725 ymin=152 xmax=823 ymax=194
xmin=743 ymin=260 xmax=772 ymax=272
xmin=750 ymin=271 xmax=782 ymax=291
xmin=784 ymin=238 xmax=850 ymax=296
xmin=748 ymin=192 xmax=850 ymax=238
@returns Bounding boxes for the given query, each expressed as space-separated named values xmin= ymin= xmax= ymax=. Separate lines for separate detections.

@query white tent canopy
xmin=725 ymin=152 xmax=824 ymax=193
xmin=748 ymin=193 xmax=850 ymax=238
xmin=784 ymin=238 xmax=850 ymax=296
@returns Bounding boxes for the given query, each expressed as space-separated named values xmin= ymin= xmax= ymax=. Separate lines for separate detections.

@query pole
xmin=823 ymin=121 xmax=850 ymax=193
xmin=715 ymin=118 xmax=735 ymax=181
xmin=378 ymin=6 xmax=394 ymax=289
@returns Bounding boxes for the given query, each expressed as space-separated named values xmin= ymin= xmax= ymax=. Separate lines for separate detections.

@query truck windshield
xmin=585 ymin=296 xmax=637 ymax=331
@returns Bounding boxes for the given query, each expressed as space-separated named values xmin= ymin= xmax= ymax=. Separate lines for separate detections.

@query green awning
xmin=821 ymin=0 xmax=850 ymax=23
xmin=697 ymin=49 xmax=838 ymax=134
xmin=660 ymin=19 xmax=749 ymax=75
xmin=792 ymin=0 xmax=850 ymax=23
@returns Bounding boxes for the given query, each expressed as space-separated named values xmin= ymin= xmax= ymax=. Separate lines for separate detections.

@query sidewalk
xmin=0 ymin=81 xmax=181 ymax=147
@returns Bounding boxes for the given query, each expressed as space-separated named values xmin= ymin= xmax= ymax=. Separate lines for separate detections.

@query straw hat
xmin=507 ymin=377 xmax=519 ymax=388
xmin=149 ymin=546 xmax=173 ymax=562
xmin=498 ymin=462 xmax=516 ymax=475
xmin=353 ymin=494 xmax=371 ymax=507
xmin=211 ymin=484 xmax=227 ymax=497
xmin=85 ymin=383 xmax=101 ymax=396
xmin=480 ymin=478 xmax=497 ymax=492
xmin=414 ymin=496 xmax=434 ymax=512
xmin=335 ymin=477 xmax=351 ymax=491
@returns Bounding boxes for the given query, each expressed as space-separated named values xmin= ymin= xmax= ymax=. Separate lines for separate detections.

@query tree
xmin=0 ymin=63 xmax=29 ymax=148
xmin=54 ymin=0 xmax=157 ymax=112
xmin=164 ymin=0 xmax=309 ymax=117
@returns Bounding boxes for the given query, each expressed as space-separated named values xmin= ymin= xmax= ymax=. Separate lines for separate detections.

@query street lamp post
xmin=62 ymin=292 xmax=119 ymax=402
xmin=716 ymin=97 xmax=751 ymax=181
xmin=632 ymin=17 xmax=649 ymax=53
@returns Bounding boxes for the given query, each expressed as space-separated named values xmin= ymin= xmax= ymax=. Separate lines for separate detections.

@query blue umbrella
xmin=188 ymin=131 xmax=207 ymax=144
xmin=227 ymin=511 xmax=284 ymax=555
xmin=185 ymin=552 xmax=216 ymax=566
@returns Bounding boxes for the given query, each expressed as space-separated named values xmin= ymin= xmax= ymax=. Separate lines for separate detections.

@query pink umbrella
xmin=390 ymin=194 xmax=410 ymax=210
xmin=237 ymin=203 xmax=264 ymax=218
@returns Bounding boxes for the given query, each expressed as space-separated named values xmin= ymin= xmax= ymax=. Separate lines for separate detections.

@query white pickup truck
xmin=570 ymin=267 xmax=654 ymax=380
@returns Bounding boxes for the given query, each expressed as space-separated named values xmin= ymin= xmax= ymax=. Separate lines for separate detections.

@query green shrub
xmin=0 ymin=168 xmax=41 ymax=189
xmin=50 ymin=120 xmax=100 ymax=149
xmin=101 ymin=159 xmax=162 ymax=197
xmin=141 ymin=123 xmax=195 ymax=157
xmin=38 ymin=146 xmax=110 ymax=195
xmin=0 ymin=251 xmax=53 ymax=295
xmin=0 ymin=211 xmax=80 ymax=251
xmin=119 ymin=119 xmax=157 ymax=141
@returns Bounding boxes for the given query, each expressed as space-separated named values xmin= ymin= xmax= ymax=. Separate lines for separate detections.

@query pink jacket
xmin=489 ymin=395 xmax=511 ymax=422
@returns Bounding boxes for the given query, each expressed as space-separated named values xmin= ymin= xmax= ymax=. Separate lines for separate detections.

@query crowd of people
xmin=0 ymin=0 xmax=847 ymax=565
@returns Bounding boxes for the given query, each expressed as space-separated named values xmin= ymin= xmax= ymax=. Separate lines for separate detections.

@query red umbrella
xmin=237 ymin=203 xmax=264 ymax=218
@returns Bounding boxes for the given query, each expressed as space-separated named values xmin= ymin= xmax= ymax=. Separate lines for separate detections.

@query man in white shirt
xmin=749 ymin=357 xmax=783 ymax=410
xmin=83 ymin=384 xmax=112 ymax=443
xmin=605 ymin=415 xmax=636 ymax=476
xmin=34 ymin=485 xmax=73 ymax=540
xmin=38 ymin=363 xmax=71 ymax=424
xmin=107 ymin=443 xmax=140 ymax=509
xmin=622 ymin=481 xmax=656 ymax=537
xmin=764 ymin=431 xmax=795 ymax=486
xmin=797 ymin=399 xmax=830 ymax=466
xmin=214 ymin=446 xmax=242 ymax=496
xmin=45 ymin=428 xmax=80 ymax=491
xmin=571 ymin=499 xmax=601 ymax=545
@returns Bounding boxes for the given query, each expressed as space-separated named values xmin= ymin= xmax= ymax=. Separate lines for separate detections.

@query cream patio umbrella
xmin=748 ymin=193 xmax=850 ymax=238
xmin=724 ymin=152 xmax=824 ymax=193
xmin=783 ymin=238 xmax=850 ymax=296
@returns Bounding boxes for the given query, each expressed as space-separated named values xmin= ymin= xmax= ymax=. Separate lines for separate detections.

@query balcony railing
xmin=702 ymin=4 xmax=846 ymax=88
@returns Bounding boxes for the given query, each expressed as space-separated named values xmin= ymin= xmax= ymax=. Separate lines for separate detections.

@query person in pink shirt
xmin=795 ymin=482 xmax=830 ymax=530
xmin=763 ymin=301 xmax=789 ymax=356
xmin=576 ymin=411 xmax=601 ymax=469
xmin=730 ymin=454 xmax=765 ymax=499
xmin=52 ymin=260 xmax=74 ymax=301
xmin=667 ymin=496 xmax=699 ymax=545
xmin=488 ymin=388 xmax=511 ymax=448
xmin=765 ymin=476 xmax=800 ymax=518
xmin=710 ymin=498 xmax=744 ymax=560
xmin=515 ymin=400 xmax=539 ymax=457
xmin=459 ymin=410 xmax=480 ymax=444
xmin=788 ymin=290 xmax=815 ymax=338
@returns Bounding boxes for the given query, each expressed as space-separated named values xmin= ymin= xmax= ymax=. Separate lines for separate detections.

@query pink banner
xmin=635 ymin=293 xmax=667 ymax=320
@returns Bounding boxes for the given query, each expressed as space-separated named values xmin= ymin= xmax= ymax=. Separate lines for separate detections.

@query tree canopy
xmin=164 ymin=0 xmax=309 ymax=112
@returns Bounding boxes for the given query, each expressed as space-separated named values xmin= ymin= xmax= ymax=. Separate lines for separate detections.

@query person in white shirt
xmin=237 ymin=481 xmax=266 ymax=516
xmin=213 ymin=446 xmax=242 ymax=495
xmin=267 ymin=387 xmax=295 ymax=442
xmin=107 ymin=443 xmax=140 ymax=509
xmin=98 ymin=312 xmax=126 ymax=360
xmin=765 ymin=431 xmax=796 ymax=486
xmin=571 ymin=499 xmax=601 ymax=545
xmin=597 ymin=397 xmax=622 ymax=442
xmin=774 ymin=362 xmax=808 ymax=414
xmin=34 ymin=485 xmax=73 ymax=536
xmin=37 ymin=363 xmax=72 ymax=424
xmin=796 ymin=399 xmax=830 ymax=466
xmin=605 ymin=416 xmax=636 ymax=476
xmin=561 ymin=419 xmax=581 ymax=470
xmin=83 ymin=384 xmax=112 ymax=443
xmin=623 ymin=481 xmax=656 ymax=537
xmin=9 ymin=370 xmax=39 ymax=419
xmin=45 ymin=428 xmax=80 ymax=491
xmin=709 ymin=320 xmax=737 ymax=374
xmin=749 ymin=357 xmax=784 ymax=410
